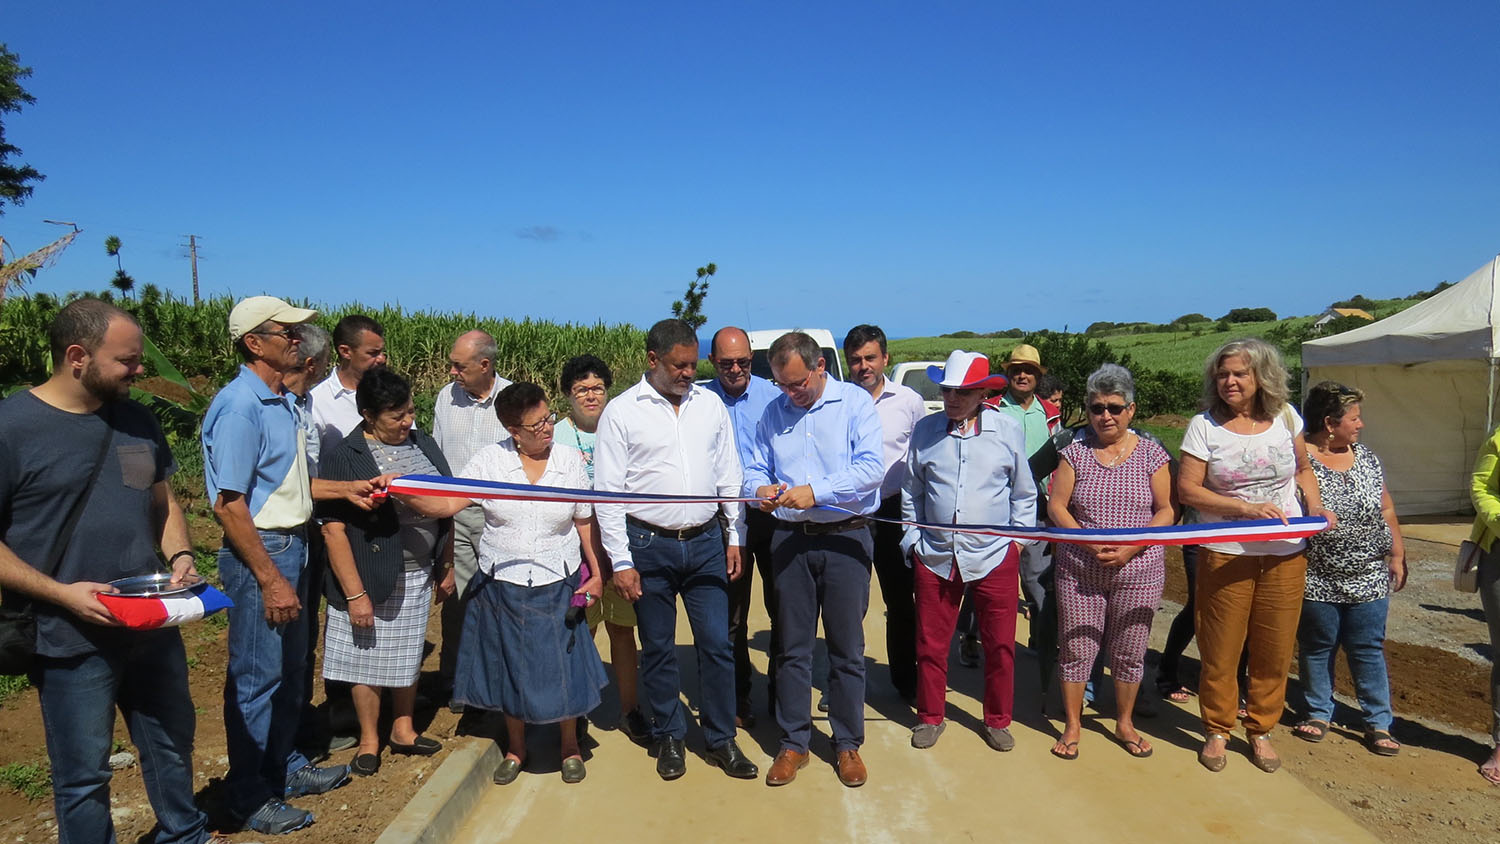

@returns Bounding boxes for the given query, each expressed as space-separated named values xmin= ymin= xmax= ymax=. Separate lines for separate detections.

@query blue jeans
xmin=34 ymin=629 xmax=207 ymax=844
xmin=220 ymin=529 xmax=312 ymax=816
xmin=1297 ymin=597 xmax=1393 ymax=731
xmin=629 ymin=519 xmax=737 ymax=748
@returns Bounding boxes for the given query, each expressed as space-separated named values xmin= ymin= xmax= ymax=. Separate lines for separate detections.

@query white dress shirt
xmin=593 ymin=376 xmax=745 ymax=571
xmin=461 ymin=439 xmax=592 ymax=587
xmin=309 ymin=372 xmax=363 ymax=461
xmin=432 ymin=377 xmax=513 ymax=473
xmin=871 ymin=375 xmax=928 ymax=500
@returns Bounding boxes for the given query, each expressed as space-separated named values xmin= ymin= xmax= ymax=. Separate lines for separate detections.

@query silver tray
xmin=108 ymin=573 xmax=196 ymax=598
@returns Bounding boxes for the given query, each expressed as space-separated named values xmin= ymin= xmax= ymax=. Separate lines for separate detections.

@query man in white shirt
xmin=308 ymin=315 xmax=388 ymax=459
xmin=844 ymin=324 xmax=927 ymax=702
xmin=594 ymin=319 xmax=758 ymax=783
xmin=431 ymin=329 xmax=513 ymax=702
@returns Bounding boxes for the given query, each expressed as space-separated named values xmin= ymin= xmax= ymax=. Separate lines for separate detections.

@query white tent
xmin=1302 ymin=254 xmax=1500 ymax=515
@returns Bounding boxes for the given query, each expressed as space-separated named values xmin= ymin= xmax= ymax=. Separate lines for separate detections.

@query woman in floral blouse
xmin=1292 ymin=382 xmax=1405 ymax=755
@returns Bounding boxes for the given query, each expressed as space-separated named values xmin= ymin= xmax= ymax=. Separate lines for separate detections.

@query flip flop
xmin=1479 ymin=760 xmax=1500 ymax=786
xmin=1116 ymin=735 xmax=1153 ymax=758
xmin=1155 ymin=678 xmax=1192 ymax=703
xmin=1050 ymin=740 xmax=1079 ymax=761
xmin=1364 ymin=730 xmax=1400 ymax=757
xmin=1293 ymin=719 xmax=1329 ymax=743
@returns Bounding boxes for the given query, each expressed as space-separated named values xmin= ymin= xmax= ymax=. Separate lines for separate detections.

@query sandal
xmin=1248 ymin=734 xmax=1281 ymax=773
xmin=1155 ymin=677 xmax=1192 ymax=703
xmin=1050 ymin=740 xmax=1079 ymax=761
xmin=1479 ymin=759 xmax=1500 ymax=786
xmin=1364 ymin=730 xmax=1400 ymax=757
xmin=1198 ymin=733 xmax=1229 ymax=772
xmin=1116 ymin=734 xmax=1153 ymax=758
xmin=1293 ymin=719 xmax=1329 ymax=743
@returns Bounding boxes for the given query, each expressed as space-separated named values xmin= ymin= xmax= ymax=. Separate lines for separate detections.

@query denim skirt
xmin=453 ymin=570 xmax=607 ymax=724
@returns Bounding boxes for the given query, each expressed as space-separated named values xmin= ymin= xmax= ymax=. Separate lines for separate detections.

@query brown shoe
xmin=765 ymin=749 xmax=809 ymax=786
xmin=835 ymin=750 xmax=867 ymax=787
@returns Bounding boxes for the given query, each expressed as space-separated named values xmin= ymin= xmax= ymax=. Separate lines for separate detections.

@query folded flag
xmin=97 ymin=583 xmax=235 ymax=630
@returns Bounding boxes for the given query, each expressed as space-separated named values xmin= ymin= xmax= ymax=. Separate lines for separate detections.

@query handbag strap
xmin=39 ymin=405 xmax=116 ymax=578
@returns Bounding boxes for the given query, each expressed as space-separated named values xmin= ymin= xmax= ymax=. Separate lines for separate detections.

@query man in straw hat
xmin=903 ymin=351 xmax=1037 ymax=752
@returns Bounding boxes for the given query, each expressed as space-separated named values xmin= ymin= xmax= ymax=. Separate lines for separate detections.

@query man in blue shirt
xmin=202 ymin=296 xmax=359 ymax=835
xmin=704 ymin=326 xmax=781 ymax=727
xmin=743 ymin=332 xmax=883 ymax=788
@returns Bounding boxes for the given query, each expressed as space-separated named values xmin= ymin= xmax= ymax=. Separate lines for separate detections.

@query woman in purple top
xmin=1047 ymin=364 xmax=1176 ymax=760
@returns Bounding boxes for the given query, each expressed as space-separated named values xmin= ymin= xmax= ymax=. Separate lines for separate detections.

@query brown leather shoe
xmin=836 ymin=750 xmax=867 ymax=787
xmin=765 ymin=749 xmax=809 ymax=786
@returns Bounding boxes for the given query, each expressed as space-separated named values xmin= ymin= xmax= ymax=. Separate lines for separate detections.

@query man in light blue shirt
xmin=704 ymin=326 xmax=781 ymax=726
xmin=743 ymin=332 xmax=883 ymax=789
xmin=902 ymin=351 xmax=1037 ymax=754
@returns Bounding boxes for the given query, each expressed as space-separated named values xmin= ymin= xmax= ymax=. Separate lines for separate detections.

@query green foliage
xmin=0 ymin=760 xmax=50 ymax=801
xmin=0 ymin=43 xmax=44 ymax=213
xmin=1412 ymin=280 xmax=1454 ymax=300
xmin=0 ymin=673 xmax=29 ymax=705
xmin=1330 ymin=294 xmax=1374 ymax=310
xmin=1171 ymin=313 xmax=1209 ymax=325
xmin=671 ymin=262 xmax=715 ymax=331
xmin=1220 ymin=307 xmax=1276 ymax=323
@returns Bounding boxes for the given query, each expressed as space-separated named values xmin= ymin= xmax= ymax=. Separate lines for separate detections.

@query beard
xmin=81 ymin=361 xmax=132 ymax=402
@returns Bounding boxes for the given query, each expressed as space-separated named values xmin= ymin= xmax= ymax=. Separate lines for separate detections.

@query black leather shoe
xmin=654 ymin=737 xmax=686 ymax=781
xmin=705 ymin=740 xmax=759 ymax=779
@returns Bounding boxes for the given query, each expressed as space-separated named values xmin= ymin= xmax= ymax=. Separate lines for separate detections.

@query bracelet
xmin=345 ymin=591 xmax=368 ymax=602
xmin=167 ymin=549 xmax=194 ymax=565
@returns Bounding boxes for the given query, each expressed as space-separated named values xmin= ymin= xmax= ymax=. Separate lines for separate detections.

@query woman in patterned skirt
xmin=1046 ymin=364 xmax=1176 ymax=760
xmin=320 ymin=368 xmax=455 ymax=777
xmin=1292 ymin=382 xmax=1406 ymax=755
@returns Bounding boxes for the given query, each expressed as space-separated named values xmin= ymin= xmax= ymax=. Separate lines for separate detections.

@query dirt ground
xmin=1 ymin=533 xmax=1498 ymax=841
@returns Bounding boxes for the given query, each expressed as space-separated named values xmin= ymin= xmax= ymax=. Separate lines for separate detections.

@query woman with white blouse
xmin=399 ymin=382 xmax=605 ymax=785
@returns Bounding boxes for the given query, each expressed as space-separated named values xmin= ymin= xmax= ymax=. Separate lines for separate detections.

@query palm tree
xmin=104 ymin=235 xmax=122 ymax=269
xmin=111 ymin=268 xmax=135 ymax=296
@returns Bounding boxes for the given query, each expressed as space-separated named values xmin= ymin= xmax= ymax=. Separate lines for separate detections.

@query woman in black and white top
xmin=1293 ymin=381 xmax=1406 ymax=756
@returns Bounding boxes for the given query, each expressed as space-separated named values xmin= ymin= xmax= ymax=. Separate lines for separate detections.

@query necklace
xmin=1096 ymin=432 xmax=1136 ymax=468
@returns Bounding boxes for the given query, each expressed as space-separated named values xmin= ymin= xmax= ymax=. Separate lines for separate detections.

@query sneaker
xmin=327 ymin=734 xmax=358 ymax=753
xmin=910 ymin=722 xmax=945 ymax=749
xmin=620 ymin=708 xmax=651 ymax=741
xmin=284 ymin=763 xmax=351 ymax=798
xmin=244 ymin=799 xmax=314 ymax=835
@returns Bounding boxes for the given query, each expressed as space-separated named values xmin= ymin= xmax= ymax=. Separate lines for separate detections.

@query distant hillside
xmin=888 ymin=295 xmax=1425 ymax=378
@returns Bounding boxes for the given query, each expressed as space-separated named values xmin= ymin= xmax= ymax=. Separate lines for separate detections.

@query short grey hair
xmin=471 ymin=331 xmax=497 ymax=367
xmin=295 ymin=323 xmax=330 ymax=367
xmin=1085 ymin=363 xmax=1135 ymax=405
xmin=768 ymin=331 xmax=821 ymax=371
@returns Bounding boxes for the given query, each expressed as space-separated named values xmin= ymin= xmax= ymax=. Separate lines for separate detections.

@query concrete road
xmin=451 ymin=573 xmax=1376 ymax=844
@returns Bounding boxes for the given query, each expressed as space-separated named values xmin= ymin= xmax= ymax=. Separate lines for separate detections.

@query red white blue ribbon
xmin=386 ymin=474 xmax=1327 ymax=547
xmin=97 ymin=583 xmax=234 ymax=630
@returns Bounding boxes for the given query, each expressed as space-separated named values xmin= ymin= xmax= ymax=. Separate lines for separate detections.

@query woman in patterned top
xmin=1047 ymin=364 xmax=1176 ymax=760
xmin=1178 ymin=338 xmax=1337 ymax=774
xmin=1293 ymin=382 xmax=1405 ymax=755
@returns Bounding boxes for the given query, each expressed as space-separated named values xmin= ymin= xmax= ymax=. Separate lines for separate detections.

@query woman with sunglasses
xmin=1045 ymin=364 xmax=1175 ymax=760
xmin=1293 ymin=382 xmax=1405 ymax=755
xmin=397 ymin=382 xmax=606 ymax=785
xmin=1178 ymin=338 xmax=1334 ymax=773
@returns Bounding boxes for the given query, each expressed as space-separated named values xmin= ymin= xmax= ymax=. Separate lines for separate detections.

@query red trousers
xmin=914 ymin=545 xmax=1019 ymax=728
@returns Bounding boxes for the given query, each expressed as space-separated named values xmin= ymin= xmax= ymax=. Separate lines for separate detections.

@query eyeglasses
xmin=939 ymin=386 xmax=981 ymax=395
xmin=773 ymin=371 xmax=815 ymax=392
xmin=250 ymin=328 xmax=297 ymax=341
xmin=570 ymin=385 xmax=607 ymax=398
xmin=1088 ymin=402 xmax=1129 ymax=416
xmin=516 ymin=412 xmax=557 ymax=434
xmin=715 ymin=357 xmax=752 ymax=371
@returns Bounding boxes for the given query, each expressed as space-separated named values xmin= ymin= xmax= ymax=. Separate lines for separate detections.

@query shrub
xmin=1220 ymin=307 xmax=1276 ymax=323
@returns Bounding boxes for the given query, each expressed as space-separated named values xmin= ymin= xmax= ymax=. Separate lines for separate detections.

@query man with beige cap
xmin=202 ymin=296 xmax=363 ymax=835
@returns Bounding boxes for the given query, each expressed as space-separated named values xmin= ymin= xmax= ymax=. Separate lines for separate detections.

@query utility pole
xmin=184 ymin=234 xmax=201 ymax=304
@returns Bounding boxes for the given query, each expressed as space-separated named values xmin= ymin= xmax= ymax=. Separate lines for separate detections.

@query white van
xmin=746 ymin=329 xmax=846 ymax=382
xmin=890 ymin=361 xmax=944 ymax=414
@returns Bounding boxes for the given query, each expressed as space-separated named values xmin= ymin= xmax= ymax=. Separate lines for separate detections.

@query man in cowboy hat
xmin=902 ymin=351 xmax=1037 ymax=752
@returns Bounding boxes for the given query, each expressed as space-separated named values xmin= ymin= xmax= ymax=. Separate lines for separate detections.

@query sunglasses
xmin=1088 ymin=402 xmax=1130 ymax=416
xmin=715 ymin=357 xmax=752 ymax=371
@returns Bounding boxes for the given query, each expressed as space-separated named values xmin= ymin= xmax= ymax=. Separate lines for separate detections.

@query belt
xmin=627 ymin=515 xmax=714 ymax=541
xmin=776 ymin=516 xmax=870 ymax=535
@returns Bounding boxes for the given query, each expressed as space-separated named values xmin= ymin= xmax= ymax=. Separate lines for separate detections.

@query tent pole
xmin=1490 ymin=359 xmax=1497 ymax=435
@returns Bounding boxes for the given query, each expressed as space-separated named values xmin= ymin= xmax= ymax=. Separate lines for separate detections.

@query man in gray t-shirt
xmin=0 ymin=300 xmax=208 ymax=843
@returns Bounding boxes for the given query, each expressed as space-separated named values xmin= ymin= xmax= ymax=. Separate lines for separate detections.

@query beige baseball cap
xmin=228 ymin=296 xmax=318 ymax=341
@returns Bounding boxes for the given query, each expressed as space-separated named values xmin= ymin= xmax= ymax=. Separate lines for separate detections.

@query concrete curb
xmin=374 ymin=737 xmax=499 ymax=844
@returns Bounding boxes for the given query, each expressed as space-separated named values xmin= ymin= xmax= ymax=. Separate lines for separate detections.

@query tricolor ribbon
xmin=385 ymin=474 xmax=1327 ymax=547
xmin=97 ymin=583 xmax=234 ymax=630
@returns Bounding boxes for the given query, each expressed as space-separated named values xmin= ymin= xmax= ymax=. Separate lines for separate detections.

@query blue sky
xmin=3 ymin=2 xmax=1497 ymax=337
